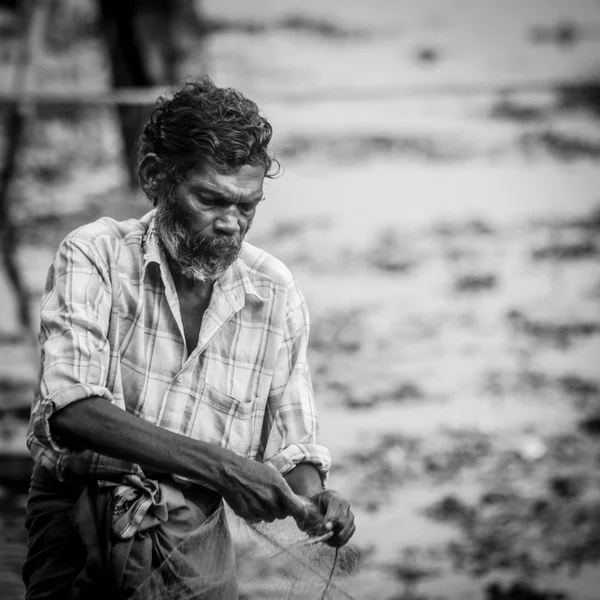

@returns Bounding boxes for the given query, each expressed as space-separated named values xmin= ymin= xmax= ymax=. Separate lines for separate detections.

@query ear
xmin=138 ymin=153 xmax=169 ymax=204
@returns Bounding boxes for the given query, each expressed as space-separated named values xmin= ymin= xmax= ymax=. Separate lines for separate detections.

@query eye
xmin=239 ymin=203 xmax=257 ymax=215
xmin=199 ymin=196 xmax=216 ymax=207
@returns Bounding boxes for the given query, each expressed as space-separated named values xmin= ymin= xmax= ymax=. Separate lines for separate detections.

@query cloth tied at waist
xmin=106 ymin=474 xmax=189 ymax=540
xmin=71 ymin=474 xmax=238 ymax=600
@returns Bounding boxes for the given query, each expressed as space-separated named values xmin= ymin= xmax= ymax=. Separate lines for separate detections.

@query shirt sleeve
xmin=30 ymin=237 xmax=114 ymax=461
xmin=260 ymin=281 xmax=331 ymax=487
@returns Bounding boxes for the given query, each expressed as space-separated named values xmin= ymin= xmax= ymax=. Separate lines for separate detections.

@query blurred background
xmin=1 ymin=0 xmax=600 ymax=599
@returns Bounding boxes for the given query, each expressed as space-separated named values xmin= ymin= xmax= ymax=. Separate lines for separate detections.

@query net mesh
xmin=132 ymin=504 xmax=359 ymax=600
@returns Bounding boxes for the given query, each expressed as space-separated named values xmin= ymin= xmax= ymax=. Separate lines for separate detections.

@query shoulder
xmin=64 ymin=212 xmax=150 ymax=247
xmin=239 ymin=242 xmax=296 ymax=289
xmin=61 ymin=212 xmax=151 ymax=262
xmin=238 ymin=242 xmax=306 ymax=313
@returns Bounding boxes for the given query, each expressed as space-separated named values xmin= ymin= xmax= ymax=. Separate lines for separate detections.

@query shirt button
xmin=177 ymin=375 xmax=184 ymax=383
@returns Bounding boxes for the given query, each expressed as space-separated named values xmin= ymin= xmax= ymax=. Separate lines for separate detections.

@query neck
xmin=171 ymin=268 xmax=214 ymax=295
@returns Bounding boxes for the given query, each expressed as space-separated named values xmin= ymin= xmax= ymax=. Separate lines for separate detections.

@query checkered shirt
xmin=28 ymin=211 xmax=331 ymax=484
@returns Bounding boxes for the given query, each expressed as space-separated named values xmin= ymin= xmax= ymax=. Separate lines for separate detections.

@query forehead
xmin=184 ymin=163 xmax=265 ymax=198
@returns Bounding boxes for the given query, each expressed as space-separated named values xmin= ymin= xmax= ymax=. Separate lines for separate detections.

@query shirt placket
xmin=153 ymin=263 xmax=247 ymax=427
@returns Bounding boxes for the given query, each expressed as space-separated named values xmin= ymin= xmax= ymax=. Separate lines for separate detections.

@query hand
xmin=216 ymin=455 xmax=308 ymax=524
xmin=302 ymin=489 xmax=356 ymax=547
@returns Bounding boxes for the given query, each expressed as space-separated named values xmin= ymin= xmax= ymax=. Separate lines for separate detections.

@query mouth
xmin=191 ymin=234 xmax=240 ymax=256
xmin=210 ymin=243 xmax=234 ymax=256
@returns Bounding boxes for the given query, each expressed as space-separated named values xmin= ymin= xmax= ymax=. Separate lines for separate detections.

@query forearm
xmin=50 ymin=396 xmax=313 ymax=523
xmin=284 ymin=463 xmax=324 ymax=499
xmin=49 ymin=396 xmax=234 ymax=490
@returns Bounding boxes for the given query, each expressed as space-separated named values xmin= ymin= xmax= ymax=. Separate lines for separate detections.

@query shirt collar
xmin=218 ymin=250 xmax=270 ymax=306
xmin=141 ymin=210 xmax=163 ymax=269
xmin=141 ymin=210 xmax=268 ymax=305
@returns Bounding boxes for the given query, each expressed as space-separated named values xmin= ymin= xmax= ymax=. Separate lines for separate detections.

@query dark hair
xmin=138 ymin=76 xmax=280 ymax=185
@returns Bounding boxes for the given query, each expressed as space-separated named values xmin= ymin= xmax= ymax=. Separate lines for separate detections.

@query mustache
xmin=188 ymin=233 xmax=241 ymax=255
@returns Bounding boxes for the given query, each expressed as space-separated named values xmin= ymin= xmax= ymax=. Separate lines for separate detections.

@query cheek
xmin=189 ymin=210 xmax=218 ymax=231
xmin=242 ymin=208 xmax=256 ymax=225
xmin=241 ymin=215 xmax=254 ymax=232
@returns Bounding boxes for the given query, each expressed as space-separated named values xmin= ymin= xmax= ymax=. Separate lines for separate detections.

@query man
xmin=23 ymin=77 xmax=355 ymax=600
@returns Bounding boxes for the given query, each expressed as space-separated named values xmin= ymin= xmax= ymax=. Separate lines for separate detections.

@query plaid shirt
xmin=28 ymin=211 xmax=331 ymax=484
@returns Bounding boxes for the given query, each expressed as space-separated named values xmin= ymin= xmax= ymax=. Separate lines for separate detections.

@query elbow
xmin=48 ymin=408 xmax=68 ymax=437
xmin=48 ymin=401 xmax=88 ymax=450
xmin=48 ymin=406 xmax=74 ymax=446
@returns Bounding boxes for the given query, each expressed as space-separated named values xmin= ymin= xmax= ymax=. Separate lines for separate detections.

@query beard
xmin=154 ymin=197 xmax=244 ymax=282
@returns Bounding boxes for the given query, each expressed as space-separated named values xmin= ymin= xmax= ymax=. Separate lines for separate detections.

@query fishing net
xmin=132 ymin=502 xmax=359 ymax=600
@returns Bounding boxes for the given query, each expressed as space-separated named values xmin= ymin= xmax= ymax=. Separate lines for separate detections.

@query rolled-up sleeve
xmin=261 ymin=283 xmax=331 ymax=486
xmin=31 ymin=238 xmax=113 ymax=457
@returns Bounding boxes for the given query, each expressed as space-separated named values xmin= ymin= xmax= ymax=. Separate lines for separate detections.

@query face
xmin=154 ymin=163 xmax=265 ymax=282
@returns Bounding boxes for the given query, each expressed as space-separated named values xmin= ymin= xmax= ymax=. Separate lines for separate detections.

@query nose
xmin=215 ymin=208 xmax=240 ymax=235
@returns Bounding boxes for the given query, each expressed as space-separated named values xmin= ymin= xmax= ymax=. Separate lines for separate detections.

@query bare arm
xmin=284 ymin=463 xmax=323 ymax=498
xmin=284 ymin=462 xmax=356 ymax=547
xmin=49 ymin=397 xmax=307 ymax=523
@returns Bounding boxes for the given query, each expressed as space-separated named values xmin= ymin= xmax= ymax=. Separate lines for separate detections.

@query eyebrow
xmin=191 ymin=185 xmax=264 ymax=203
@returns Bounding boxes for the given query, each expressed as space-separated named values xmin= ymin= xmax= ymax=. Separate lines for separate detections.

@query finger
xmin=327 ymin=522 xmax=356 ymax=547
xmin=323 ymin=499 xmax=345 ymax=531
xmin=228 ymin=493 xmax=271 ymax=523
xmin=335 ymin=518 xmax=356 ymax=547
xmin=324 ymin=507 xmax=354 ymax=546
xmin=265 ymin=503 xmax=285 ymax=521
xmin=297 ymin=508 xmax=328 ymax=536
xmin=325 ymin=525 xmax=356 ymax=548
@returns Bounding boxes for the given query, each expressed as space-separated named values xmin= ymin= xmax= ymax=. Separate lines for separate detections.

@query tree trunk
xmin=96 ymin=0 xmax=208 ymax=187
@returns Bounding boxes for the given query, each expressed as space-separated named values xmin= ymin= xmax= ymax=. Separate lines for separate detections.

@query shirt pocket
xmin=196 ymin=383 xmax=264 ymax=457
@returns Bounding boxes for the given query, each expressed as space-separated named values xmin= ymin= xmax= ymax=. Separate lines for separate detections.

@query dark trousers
xmin=23 ymin=462 xmax=81 ymax=599
xmin=22 ymin=463 xmax=109 ymax=600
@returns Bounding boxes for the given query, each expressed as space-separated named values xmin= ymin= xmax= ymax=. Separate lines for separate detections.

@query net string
xmin=319 ymin=548 xmax=338 ymax=600
xmin=247 ymin=523 xmax=359 ymax=600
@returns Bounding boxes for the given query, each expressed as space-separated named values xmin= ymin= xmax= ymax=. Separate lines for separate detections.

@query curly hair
xmin=138 ymin=77 xmax=280 ymax=187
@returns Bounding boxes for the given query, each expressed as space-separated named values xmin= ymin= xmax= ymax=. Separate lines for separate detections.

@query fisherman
xmin=23 ymin=77 xmax=355 ymax=600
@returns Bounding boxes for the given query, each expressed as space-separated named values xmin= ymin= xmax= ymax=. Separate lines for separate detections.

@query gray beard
xmin=154 ymin=199 xmax=244 ymax=282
